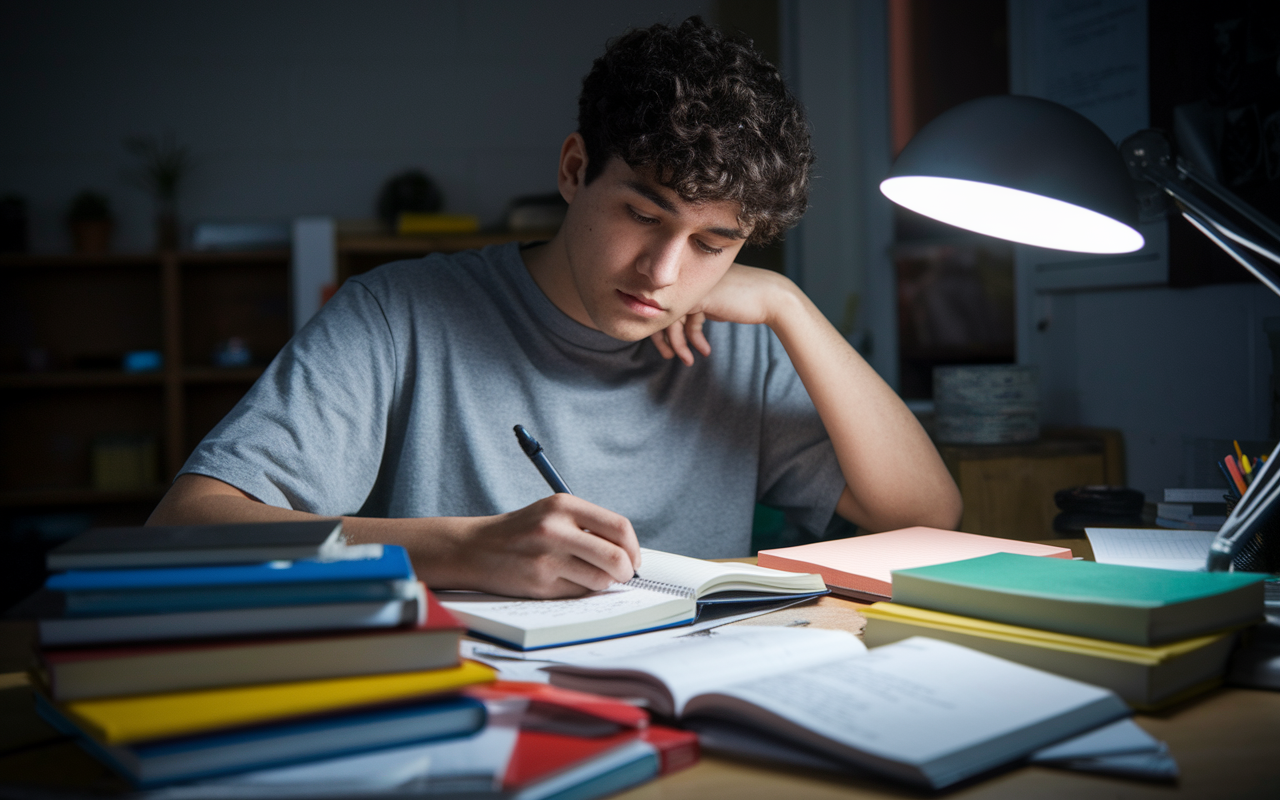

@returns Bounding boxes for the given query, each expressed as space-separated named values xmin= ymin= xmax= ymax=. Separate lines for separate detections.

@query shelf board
xmin=0 ymin=253 xmax=162 ymax=270
xmin=179 ymin=249 xmax=290 ymax=265
xmin=337 ymin=230 xmax=556 ymax=254
xmin=0 ymin=371 xmax=165 ymax=389
xmin=0 ymin=486 xmax=168 ymax=508
xmin=182 ymin=366 xmax=266 ymax=384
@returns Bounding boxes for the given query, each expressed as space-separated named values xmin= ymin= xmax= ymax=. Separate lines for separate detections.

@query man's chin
xmin=592 ymin=315 xmax=669 ymax=343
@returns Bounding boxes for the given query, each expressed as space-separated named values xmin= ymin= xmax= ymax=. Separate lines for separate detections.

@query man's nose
xmin=637 ymin=236 xmax=682 ymax=287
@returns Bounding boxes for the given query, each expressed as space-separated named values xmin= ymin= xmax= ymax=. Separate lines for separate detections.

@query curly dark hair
xmin=578 ymin=16 xmax=813 ymax=245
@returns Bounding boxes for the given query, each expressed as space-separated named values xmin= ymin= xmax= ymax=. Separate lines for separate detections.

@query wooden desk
xmin=614 ymin=543 xmax=1280 ymax=799
xmin=3 ymin=546 xmax=1278 ymax=799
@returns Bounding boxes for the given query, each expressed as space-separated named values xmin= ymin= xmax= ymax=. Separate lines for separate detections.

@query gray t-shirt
xmin=180 ymin=243 xmax=844 ymax=558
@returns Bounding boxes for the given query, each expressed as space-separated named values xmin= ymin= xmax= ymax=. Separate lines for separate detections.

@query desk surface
xmin=3 ymin=541 xmax=1278 ymax=799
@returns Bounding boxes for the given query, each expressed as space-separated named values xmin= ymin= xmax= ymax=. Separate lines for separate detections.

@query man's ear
xmin=558 ymin=133 xmax=589 ymax=204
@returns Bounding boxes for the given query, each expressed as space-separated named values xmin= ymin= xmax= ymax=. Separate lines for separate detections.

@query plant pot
xmin=70 ymin=219 xmax=113 ymax=255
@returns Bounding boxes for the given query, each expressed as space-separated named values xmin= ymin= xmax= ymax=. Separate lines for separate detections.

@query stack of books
xmin=861 ymin=552 xmax=1269 ymax=709
xmin=1155 ymin=488 xmax=1230 ymax=530
xmin=20 ymin=521 xmax=495 ymax=788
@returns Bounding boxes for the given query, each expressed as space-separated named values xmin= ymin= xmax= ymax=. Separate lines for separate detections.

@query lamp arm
xmin=1126 ymin=155 xmax=1280 ymax=298
xmin=1180 ymin=210 xmax=1280 ymax=297
xmin=1175 ymin=158 xmax=1280 ymax=249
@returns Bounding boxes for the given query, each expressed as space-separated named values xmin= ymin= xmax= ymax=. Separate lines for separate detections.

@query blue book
xmin=35 ymin=692 xmax=486 ymax=788
xmin=46 ymin=546 xmax=414 ymax=616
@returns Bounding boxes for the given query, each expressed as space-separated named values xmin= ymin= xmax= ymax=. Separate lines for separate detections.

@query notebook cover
xmin=757 ymin=527 xmax=1072 ymax=597
xmin=41 ymin=590 xmax=462 ymax=665
xmin=47 ymin=521 xmax=343 ymax=568
xmin=46 ymin=546 xmax=412 ymax=592
xmin=56 ymin=659 xmax=496 ymax=744
xmin=891 ymin=552 xmax=1267 ymax=607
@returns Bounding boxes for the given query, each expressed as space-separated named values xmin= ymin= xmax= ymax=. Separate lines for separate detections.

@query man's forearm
xmin=147 ymin=475 xmax=476 ymax=588
xmin=765 ymin=280 xmax=962 ymax=532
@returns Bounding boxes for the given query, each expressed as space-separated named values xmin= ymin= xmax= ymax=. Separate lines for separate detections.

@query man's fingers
xmin=665 ymin=320 xmax=695 ymax=366
xmin=686 ymin=313 xmax=711 ymax=357
xmin=562 ymin=500 xmax=642 ymax=572
xmin=650 ymin=330 xmax=675 ymax=359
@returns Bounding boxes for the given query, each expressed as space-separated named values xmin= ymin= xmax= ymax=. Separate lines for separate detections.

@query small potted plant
xmin=66 ymin=191 xmax=113 ymax=255
xmin=125 ymin=133 xmax=189 ymax=251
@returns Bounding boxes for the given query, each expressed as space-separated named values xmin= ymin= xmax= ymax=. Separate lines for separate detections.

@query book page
xmin=546 ymin=626 xmax=865 ymax=716
xmin=1085 ymin=528 xmax=1216 ymax=571
xmin=701 ymin=637 xmax=1123 ymax=785
xmin=637 ymin=549 xmax=824 ymax=597
xmin=439 ymin=583 xmax=684 ymax=629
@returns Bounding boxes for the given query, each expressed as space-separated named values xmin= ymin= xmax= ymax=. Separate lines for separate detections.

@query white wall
xmin=780 ymin=0 xmax=895 ymax=382
xmin=0 ymin=0 xmax=710 ymax=253
xmin=1009 ymin=0 xmax=1280 ymax=494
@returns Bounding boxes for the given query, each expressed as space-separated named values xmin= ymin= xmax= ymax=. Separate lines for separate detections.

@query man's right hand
xmin=148 ymin=475 xmax=642 ymax=600
xmin=437 ymin=493 xmax=642 ymax=599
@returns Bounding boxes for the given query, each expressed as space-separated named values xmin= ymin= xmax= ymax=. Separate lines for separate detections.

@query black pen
xmin=513 ymin=424 xmax=638 ymax=579
xmin=513 ymin=424 xmax=572 ymax=494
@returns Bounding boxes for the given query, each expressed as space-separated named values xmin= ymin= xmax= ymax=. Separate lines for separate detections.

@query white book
xmin=544 ymin=629 xmax=1128 ymax=789
xmin=438 ymin=548 xmax=826 ymax=650
xmin=1163 ymin=488 xmax=1230 ymax=504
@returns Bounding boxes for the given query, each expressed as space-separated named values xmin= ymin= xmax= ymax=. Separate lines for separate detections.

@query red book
xmin=502 ymin=724 xmax=699 ymax=791
xmin=39 ymin=587 xmax=463 ymax=701
xmin=466 ymin=681 xmax=649 ymax=730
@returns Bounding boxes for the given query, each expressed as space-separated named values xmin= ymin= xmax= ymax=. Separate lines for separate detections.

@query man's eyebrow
xmin=623 ymin=180 xmax=748 ymax=240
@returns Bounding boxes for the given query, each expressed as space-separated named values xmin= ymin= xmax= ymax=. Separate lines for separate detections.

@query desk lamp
xmin=880 ymin=94 xmax=1280 ymax=572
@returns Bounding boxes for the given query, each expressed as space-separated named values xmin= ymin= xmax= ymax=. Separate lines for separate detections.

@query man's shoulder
xmin=350 ymin=244 xmax=513 ymax=294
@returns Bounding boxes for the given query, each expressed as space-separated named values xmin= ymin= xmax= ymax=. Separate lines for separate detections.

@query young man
xmin=149 ymin=18 xmax=961 ymax=598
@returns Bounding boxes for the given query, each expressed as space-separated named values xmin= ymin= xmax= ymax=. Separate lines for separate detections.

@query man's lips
xmin=617 ymin=290 xmax=665 ymax=318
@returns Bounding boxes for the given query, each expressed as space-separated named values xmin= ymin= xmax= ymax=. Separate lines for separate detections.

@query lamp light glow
xmin=880 ymin=175 xmax=1144 ymax=254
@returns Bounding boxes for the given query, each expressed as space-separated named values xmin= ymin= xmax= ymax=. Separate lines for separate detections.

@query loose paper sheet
xmin=1085 ymin=528 xmax=1216 ymax=571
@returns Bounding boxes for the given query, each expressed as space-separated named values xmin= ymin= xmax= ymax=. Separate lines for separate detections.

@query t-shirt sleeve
xmin=178 ymin=279 xmax=398 ymax=514
xmin=755 ymin=330 xmax=846 ymax=537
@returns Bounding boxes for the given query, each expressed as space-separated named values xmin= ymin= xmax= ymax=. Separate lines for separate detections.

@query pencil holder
xmin=933 ymin=365 xmax=1039 ymax=444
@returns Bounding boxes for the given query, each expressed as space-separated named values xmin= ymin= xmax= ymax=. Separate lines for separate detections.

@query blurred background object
xmin=65 ymin=191 xmax=113 ymax=255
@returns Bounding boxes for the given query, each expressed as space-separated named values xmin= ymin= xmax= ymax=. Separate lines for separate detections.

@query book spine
xmin=623 ymin=578 xmax=694 ymax=598
xmin=643 ymin=726 xmax=701 ymax=774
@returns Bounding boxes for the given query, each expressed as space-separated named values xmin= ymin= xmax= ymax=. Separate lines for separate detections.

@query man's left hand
xmin=650 ymin=263 xmax=791 ymax=365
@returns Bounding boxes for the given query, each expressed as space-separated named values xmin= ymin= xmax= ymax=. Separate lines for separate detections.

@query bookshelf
xmin=0 ymin=250 xmax=290 ymax=522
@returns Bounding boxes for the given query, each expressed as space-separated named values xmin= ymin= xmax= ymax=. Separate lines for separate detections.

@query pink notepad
xmin=757 ymin=527 xmax=1072 ymax=601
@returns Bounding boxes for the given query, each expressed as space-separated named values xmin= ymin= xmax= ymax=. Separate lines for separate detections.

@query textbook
xmin=890 ymin=553 xmax=1267 ymax=645
xmin=38 ymin=592 xmax=465 ymax=701
xmin=36 ymin=692 xmax=486 ymax=787
xmin=543 ymin=628 xmax=1128 ymax=789
xmin=45 ymin=545 xmax=414 ymax=616
xmin=438 ymin=548 xmax=827 ymax=650
xmin=51 ymin=660 xmax=496 ymax=745
xmin=757 ymin=526 xmax=1072 ymax=600
xmin=36 ymin=585 xmax=425 ymax=647
xmin=861 ymin=602 xmax=1238 ymax=709
xmin=46 ymin=521 xmax=348 ymax=570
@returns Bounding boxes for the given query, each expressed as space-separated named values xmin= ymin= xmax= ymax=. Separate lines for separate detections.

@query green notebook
xmin=890 ymin=553 xmax=1266 ymax=646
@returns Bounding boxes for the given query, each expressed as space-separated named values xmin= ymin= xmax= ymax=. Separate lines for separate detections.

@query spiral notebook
xmin=437 ymin=549 xmax=827 ymax=650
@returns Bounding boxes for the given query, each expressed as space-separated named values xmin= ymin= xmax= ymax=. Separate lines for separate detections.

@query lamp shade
xmin=880 ymin=95 xmax=1144 ymax=254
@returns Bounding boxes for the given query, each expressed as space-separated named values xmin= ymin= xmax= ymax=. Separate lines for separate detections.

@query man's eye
xmin=695 ymin=240 xmax=724 ymax=256
xmin=628 ymin=207 xmax=658 ymax=224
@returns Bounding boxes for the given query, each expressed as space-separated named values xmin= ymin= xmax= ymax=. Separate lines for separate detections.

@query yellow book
xmin=861 ymin=602 xmax=1237 ymax=709
xmin=396 ymin=213 xmax=480 ymax=235
xmin=59 ymin=660 xmax=494 ymax=744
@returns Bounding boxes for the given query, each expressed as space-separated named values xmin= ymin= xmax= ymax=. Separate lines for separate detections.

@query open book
xmin=542 ymin=628 xmax=1129 ymax=789
xmin=437 ymin=549 xmax=826 ymax=650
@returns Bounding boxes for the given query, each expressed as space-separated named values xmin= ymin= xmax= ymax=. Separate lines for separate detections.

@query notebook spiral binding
xmin=624 ymin=577 xmax=695 ymax=598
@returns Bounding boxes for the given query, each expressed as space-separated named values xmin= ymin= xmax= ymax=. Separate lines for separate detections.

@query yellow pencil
xmin=1234 ymin=440 xmax=1245 ymax=463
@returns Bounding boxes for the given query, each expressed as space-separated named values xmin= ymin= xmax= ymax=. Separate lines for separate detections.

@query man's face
xmin=553 ymin=145 xmax=749 ymax=342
